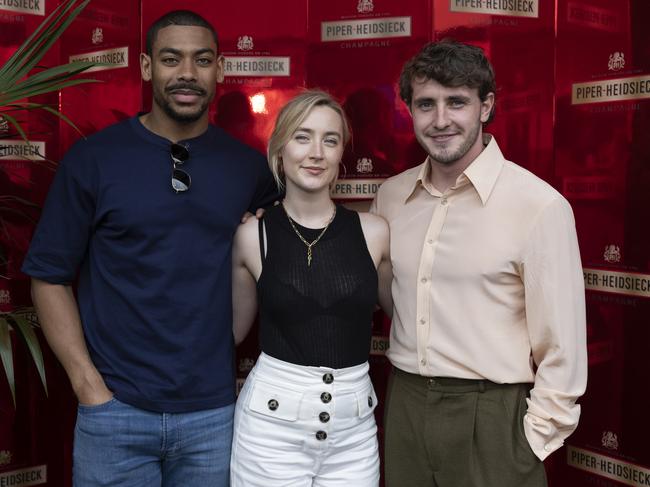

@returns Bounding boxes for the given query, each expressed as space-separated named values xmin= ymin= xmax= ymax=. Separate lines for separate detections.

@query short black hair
xmin=399 ymin=39 xmax=496 ymax=122
xmin=145 ymin=10 xmax=218 ymax=56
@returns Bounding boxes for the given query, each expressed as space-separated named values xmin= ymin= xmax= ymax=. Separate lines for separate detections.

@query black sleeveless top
xmin=257 ymin=204 xmax=378 ymax=368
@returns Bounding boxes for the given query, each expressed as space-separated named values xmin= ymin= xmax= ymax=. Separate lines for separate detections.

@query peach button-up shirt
xmin=371 ymin=135 xmax=587 ymax=461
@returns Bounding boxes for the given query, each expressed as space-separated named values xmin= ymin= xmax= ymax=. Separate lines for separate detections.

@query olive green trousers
xmin=384 ymin=367 xmax=547 ymax=487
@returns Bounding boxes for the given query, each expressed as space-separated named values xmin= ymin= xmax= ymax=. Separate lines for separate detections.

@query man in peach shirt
xmin=371 ymin=40 xmax=587 ymax=486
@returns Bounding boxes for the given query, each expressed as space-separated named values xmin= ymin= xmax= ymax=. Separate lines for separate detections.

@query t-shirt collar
xmin=129 ymin=114 xmax=216 ymax=152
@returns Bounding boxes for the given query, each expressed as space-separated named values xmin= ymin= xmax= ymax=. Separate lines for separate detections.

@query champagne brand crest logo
xmin=237 ymin=35 xmax=254 ymax=51
xmin=356 ymin=157 xmax=373 ymax=173
xmin=0 ymin=116 xmax=8 ymax=135
xmin=608 ymin=52 xmax=625 ymax=71
xmin=357 ymin=0 xmax=374 ymax=13
xmin=601 ymin=431 xmax=619 ymax=450
xmin=0 ymin=290 xmax=10 ymax=305
xmin=91 ymin=27 xmax=103 ymax=45
xmin=0 ymin=450 xmax=11 ymax=466
xmin=603 ymin=245 xmax=621 ymax=263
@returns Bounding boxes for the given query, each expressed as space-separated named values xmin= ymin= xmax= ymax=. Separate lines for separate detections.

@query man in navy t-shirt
xmin=22 ymin=10 xmax=276 ymax=487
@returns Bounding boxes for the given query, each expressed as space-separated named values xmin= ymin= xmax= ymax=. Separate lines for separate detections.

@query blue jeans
xmin=73 ymin=397 xmax=234 ymax=487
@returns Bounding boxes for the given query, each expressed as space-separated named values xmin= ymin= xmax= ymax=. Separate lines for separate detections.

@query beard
xmin=425 ymin=119 xmax=482 ymax=166
xmin=152 ymin=83 xmax=211 ymax=124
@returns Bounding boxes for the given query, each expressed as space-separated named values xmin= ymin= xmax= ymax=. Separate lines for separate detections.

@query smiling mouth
xmin=168 ymin=88 xmax=205 ymax=104
xmin=302 ymin=166 xmax=326 ymax=175
xmin=429 ymin=133 xmax=458 ymax=144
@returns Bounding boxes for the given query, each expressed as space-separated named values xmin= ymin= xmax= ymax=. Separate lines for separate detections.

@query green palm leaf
xmin=2 ymin=78 xmax=103 ymax=106
xmin=0 ymin=0 xmax=99 ymax=140
xmin=11 ymin=314 xmax=48 ymax=397
xmin=0 ymin=317 xmax=16 ymax=407
xmin=20 ymin=103 xmax=85 ymax=138
xmin=2 ymin=61 xmax=98 ymax=95
xmin=0 ymin=0 xmax=90 ymax=85
xmin=0 ymin=112 xmax=29 ymax=142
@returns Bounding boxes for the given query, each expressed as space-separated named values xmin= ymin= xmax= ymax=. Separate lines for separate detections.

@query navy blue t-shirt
xmin=22 ymin=116 xmax=277 ymax=413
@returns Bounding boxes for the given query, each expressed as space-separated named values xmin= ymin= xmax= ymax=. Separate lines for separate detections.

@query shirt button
xmin=319 ymin=412 xmax=330 ymax=423
xmin=441 ymin=198 xmax=448 ymax=206
xmin=420 ymin=359 xmax=426 ymax=366
xmin=420 ymin=277 xmax=427 ymax=283
xmin=320 ymin=392 xmax=332 ymax=403
xmin=368 ymin=396 xmax=373 ymax=408
xmin=544 ymin=445 xmax=551 ymax=452
xmin=316 ymin=430 xmax=327 ymax=441
xmin=267 ymin=399 xmax=279 ymax=411
xmin=427 ymin=239 xmax=433 ymax=244
xmin=322 ymin=373 xmax=334 ymax=384
xmin=419 ymin=318 xmax=426 ymax=325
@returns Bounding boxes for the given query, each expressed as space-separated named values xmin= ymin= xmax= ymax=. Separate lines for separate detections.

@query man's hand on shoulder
xmin=241 ymin=200 xmax=281 ymax=223
xmin=241 ymin=207 xmax=266 ymax=223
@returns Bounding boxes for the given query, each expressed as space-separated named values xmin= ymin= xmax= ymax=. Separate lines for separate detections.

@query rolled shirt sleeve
xmin=521 ymin=196 xmax=587 ymax=460
xmin=22 ymin=141 xmax=97 ymax=284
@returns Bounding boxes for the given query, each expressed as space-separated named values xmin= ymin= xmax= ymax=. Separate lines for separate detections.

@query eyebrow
xmin=413 ymin=95 xmax=472 ymax=104
xmin=447 ymin=95 xmax=471 ymax=103
xmin=158 ymin=47 xmax=216 ymax=56
xmin=295 ymin=127 xmax=342 ymax=138
xmin=413 ymin=97 xmax=433 ymax=104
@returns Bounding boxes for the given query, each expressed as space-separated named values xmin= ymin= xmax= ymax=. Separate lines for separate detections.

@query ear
xmin=480 ymin=92 xmax=495 ymax=123
xmin=140 ymin=52 xmax=152 ymax=82
xmin=215 ymin=54 xmax=225 ymax=83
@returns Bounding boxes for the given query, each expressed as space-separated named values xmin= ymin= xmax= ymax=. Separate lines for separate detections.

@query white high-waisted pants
xmin=230 ymin=352 xmax=379 ymax=487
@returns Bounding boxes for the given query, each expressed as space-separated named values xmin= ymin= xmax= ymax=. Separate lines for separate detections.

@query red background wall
xmin=1 ymin=0 xmax=649 ymax=485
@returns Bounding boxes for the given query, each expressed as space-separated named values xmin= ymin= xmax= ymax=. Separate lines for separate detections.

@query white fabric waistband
xmin=253 ymin=352 xmax=371 ymax=392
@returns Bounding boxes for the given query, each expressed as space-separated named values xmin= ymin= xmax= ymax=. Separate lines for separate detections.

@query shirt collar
xmin=463 ymin=134 xmax=505 ymax=205
xmin=407 ymin=158 xmax=434 ymax=200
xmin=405 ymin=134 xmax=505 ymax=206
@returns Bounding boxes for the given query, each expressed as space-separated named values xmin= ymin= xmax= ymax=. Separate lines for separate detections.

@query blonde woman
xmin=230 ymin=90 xmax=392 ymax=486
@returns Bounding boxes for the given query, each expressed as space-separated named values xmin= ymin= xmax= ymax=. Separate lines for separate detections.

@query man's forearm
xmin=30 ymin=278 xmax=112 ymax=404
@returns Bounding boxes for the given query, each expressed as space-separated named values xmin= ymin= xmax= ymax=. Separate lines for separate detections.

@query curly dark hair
xmin=399 ymin=39 xmax=496 ymax=122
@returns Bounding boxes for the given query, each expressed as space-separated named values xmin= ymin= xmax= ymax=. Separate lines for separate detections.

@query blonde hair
xmin=268 ymin=90 xmax=351 ymax=190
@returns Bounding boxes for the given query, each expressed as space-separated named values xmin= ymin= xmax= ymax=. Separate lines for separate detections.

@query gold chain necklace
xmin=282 ymin=203 xmax=337 ymax=267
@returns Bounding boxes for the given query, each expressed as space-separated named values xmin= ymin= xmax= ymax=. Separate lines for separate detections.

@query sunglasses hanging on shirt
xmin=170 ymin=143 xmax=191 ymax=193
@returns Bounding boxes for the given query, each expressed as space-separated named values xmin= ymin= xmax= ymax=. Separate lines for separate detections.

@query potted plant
xmin=0 ymin=0 xmax=100 ymax=410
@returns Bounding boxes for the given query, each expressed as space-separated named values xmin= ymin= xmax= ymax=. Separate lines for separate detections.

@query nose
xmin=310 ymin=141 xmax=324 ymax=160
xmin=433 ymin=106 xmax=450 ymax=130
xmin=177 ymin=58 xmax=197 ymax=81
